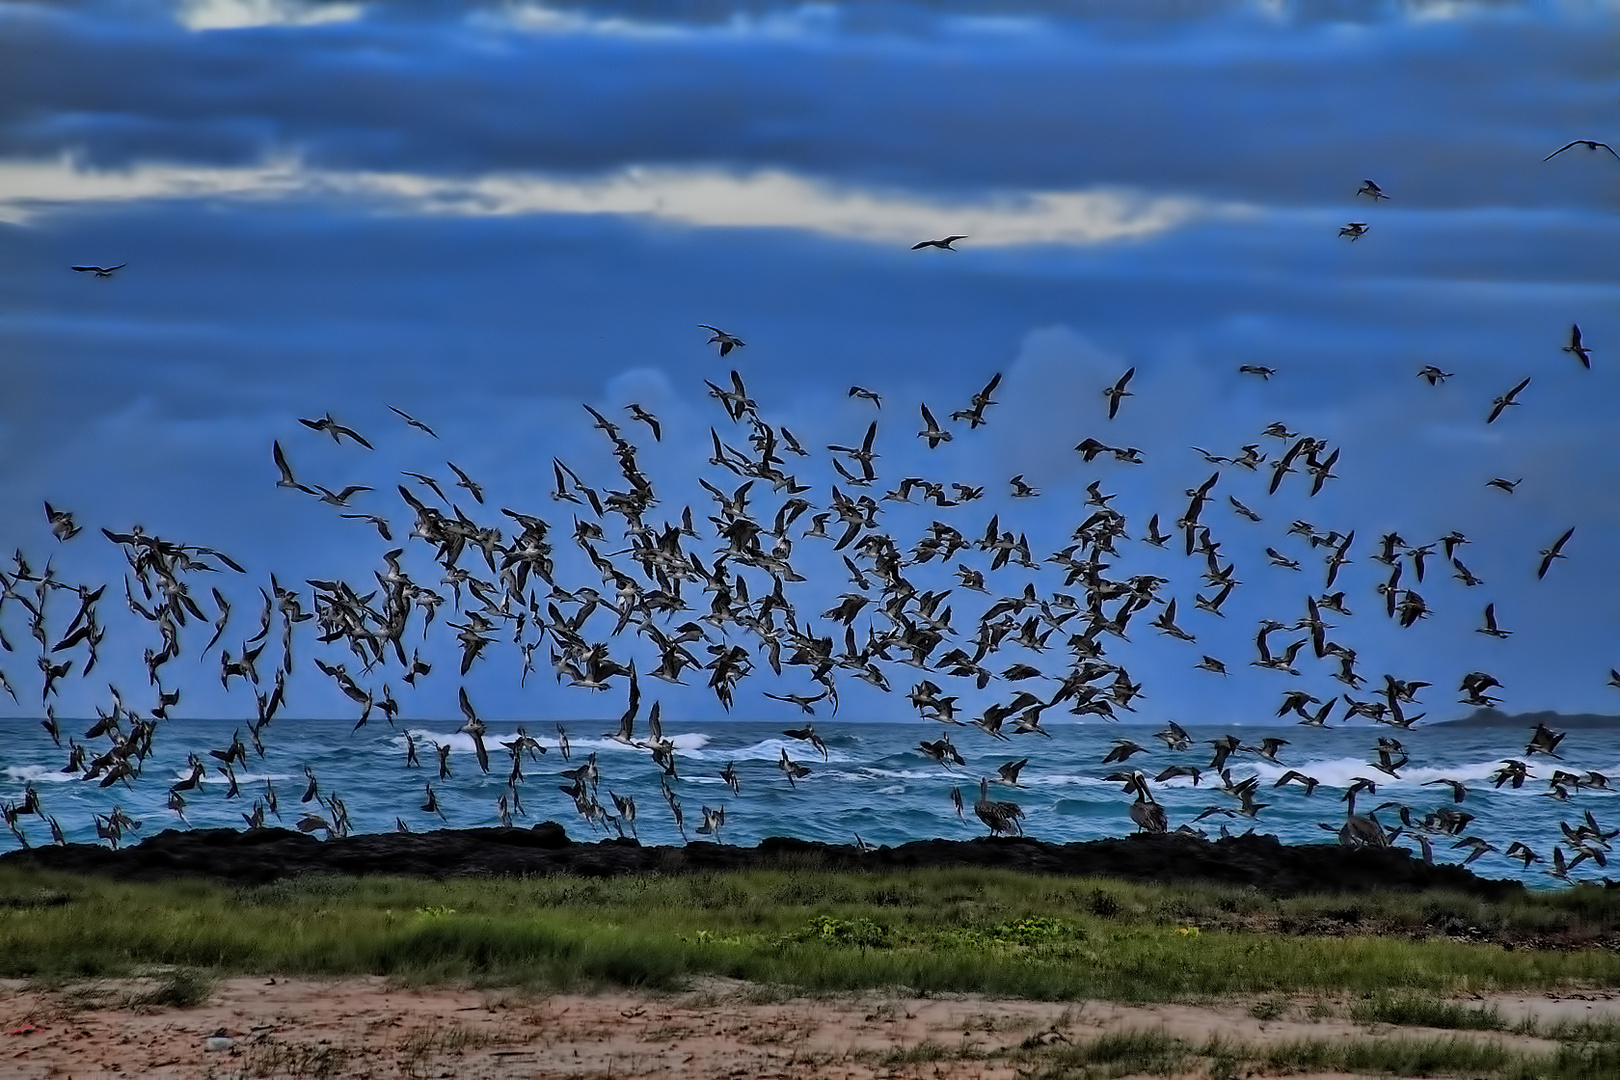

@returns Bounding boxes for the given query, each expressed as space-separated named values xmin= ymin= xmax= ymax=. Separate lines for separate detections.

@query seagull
xmin=699 ymin=325 xmax=745 ymax=357
xmin=1486 ymin=477 xmax=1521 ymax=494
xmin=1417 ymin=365 xmax=1453 ymax=385
xmin=1563 ymin=324 xmax=1592 ymax=369
xmin=1238 ymin=365 xmax=1275 ymax=379
xmin=1543 ymin=139 xmax=1620 ymax=162
xmin=848 ymin=386 xmax=882 ymax=408
xmin=71 ymin=264 xmax=125 ymax=277
xmin=912 ymin=235 xmax=966 ymax=250
xmin=1356 ymin=179 xmax=1389 ymax=200
xmin=1339 ymin=222 xmax=1369 ymax=241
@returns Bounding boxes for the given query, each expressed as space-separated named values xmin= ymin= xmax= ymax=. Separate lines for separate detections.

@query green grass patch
xmin=5 ymin=865 xmax=1620 ymax=1000
xmin=1352 ymin=989 xmax=1507 ymax=1030
xmin=1022 ymin=1027 xmax=1620 ymax=1080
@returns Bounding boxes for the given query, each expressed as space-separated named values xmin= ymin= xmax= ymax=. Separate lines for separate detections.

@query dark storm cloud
xmin=0 ymin=0 xmax=1613 ymax=208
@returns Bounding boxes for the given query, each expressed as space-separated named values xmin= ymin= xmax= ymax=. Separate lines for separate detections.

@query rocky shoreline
xmin=0 ymin=824 xmax=1534 ymax=898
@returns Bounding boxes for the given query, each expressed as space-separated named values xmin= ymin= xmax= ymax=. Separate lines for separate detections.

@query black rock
xmin=0 ymin=825 xmax=1523 ymax=899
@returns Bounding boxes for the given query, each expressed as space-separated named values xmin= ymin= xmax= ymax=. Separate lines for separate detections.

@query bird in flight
xmin=848 ymin=386 xmax=882 ymax=409
xmin=272 ymin=441 xmax=309 ymax=492
xmin=912 ymin=236 xmax=966 ymax=250
xmin=1356 ymin=179 xmax=1389 ymax=200
xmin=1537 ymin=527 xmax=1575 ymax=580
xmin=44 ymin=502 xmax=81 ymax=542
xmin=1417 ymin=365 xmax=1453 ymax=385
xmin=387 ymin=405 xmax=438 ymax=438
xmin=1103 ymin=367 xmax=1136 ymax=420
xmin=1486 ymin=377 xmax=1530 ymax=424
xmin=1563 ymin=324 xmax=1592 ymax=369
xmin=917 ymin=403 xmax=952 ymax=449
xmin=699 ymin=325 xmax=745 ymax=358
xmin=625 ymin=404 xmax=661 ymax=441
xmin=1543 ymin=139 xmax=1619 ymax=162
xmin=1338 ymin=222 xmax=1369 ymax=241
xmin=299 ymin=413 xmax=373 ymax=449
xmin=71 ymin=264 xmax=126 ymax=277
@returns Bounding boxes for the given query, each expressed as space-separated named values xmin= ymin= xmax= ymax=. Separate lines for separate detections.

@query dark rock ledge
xmin=0 ymin=824 xmax=1530 ymax=899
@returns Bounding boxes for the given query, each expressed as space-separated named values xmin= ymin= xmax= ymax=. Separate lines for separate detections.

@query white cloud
xmin=177 ymin=0 xmax=365 ymax=31
xmin=0 ymin=153 xmax=1245 ymax=247
xmin=484 ymin=1 xmax=839 ymax=41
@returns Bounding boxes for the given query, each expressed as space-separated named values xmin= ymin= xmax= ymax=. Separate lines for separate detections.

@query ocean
xmin=4 ymin=714 xmax=1616 ymax=887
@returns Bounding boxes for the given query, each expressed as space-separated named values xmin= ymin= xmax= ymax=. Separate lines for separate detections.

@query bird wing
xmin=272 ymin=441 xmax=296 ymax=484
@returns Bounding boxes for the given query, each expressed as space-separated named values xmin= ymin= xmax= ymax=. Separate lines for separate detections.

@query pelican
xmin=973 ymin=777 xmax=1024 ymax=836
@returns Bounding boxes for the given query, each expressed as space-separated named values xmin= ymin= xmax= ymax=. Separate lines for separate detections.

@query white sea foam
xmin=4 ymin=765 xmax=76 ymax=784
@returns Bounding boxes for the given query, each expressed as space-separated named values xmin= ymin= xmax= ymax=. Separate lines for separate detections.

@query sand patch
xmin=0 ymin=976 xmax=1608 ymax=1079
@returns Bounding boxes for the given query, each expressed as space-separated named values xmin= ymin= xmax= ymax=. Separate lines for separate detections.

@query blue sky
xmin=2 ymin=0 xmax=1618 ymax=727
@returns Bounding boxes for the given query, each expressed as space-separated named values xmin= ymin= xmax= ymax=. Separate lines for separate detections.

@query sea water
xmin=3 ymin=716 xmax=1617 ymax=887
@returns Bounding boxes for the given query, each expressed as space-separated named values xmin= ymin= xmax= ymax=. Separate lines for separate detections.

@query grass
xmin=1351 ymin=988 xmax=1507 ymax=1030
xmin=122 ymin=966 xmax=215 ymax=1009
xmin=1002 ymin=1027 xmax=1620 ymax=1080
xmin=4 ymin=865 xmax=1620 ymax=1002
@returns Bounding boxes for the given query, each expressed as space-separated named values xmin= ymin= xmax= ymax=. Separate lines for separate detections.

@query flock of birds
xmin=5 ymin=143 xmax=1619 ymax=882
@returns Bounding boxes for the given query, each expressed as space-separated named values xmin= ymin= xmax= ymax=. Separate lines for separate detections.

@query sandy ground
xmin=4 ymin=976 xmax=1619 ymax=1079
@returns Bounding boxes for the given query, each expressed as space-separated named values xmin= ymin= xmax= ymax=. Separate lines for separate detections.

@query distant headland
xmin=1435 ymin=708 xmax=1620 ymax=729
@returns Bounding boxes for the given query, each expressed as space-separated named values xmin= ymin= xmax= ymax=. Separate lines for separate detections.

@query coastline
xmin=0 ymin=824 xmax=1529 ymax=897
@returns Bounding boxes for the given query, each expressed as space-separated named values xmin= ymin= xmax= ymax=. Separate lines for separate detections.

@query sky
xmin=1 ymin=0 xmax=1618 ymax=729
